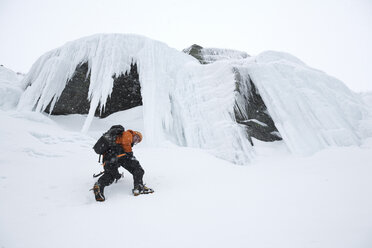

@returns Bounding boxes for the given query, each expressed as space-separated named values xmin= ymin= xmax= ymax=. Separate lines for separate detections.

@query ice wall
xmin=17 ymin=34 xmax=371 ymax=163
xmin=239 ymin=51 xmax=371 ymax=155
xmin=18 ymin=34 xmax=254 ymax=164
xmin=168 ymin=61 xmax=254 ymax=163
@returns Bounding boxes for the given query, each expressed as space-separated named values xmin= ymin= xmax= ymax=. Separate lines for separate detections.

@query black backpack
xmin=93 ymin=125 xmax=125 ymax=156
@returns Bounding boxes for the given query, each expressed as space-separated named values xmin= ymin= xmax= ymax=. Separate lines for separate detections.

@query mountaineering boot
xmin=132 ymin=184 xmax=154 ymax=196
xmin=93 ymin=182 xmax=105 ymax=202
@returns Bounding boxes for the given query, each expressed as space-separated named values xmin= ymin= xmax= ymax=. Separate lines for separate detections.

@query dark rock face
xmin=45 ymin=62 xmax=91 ymax=115
xmin=182 ymin=44 xmax=207 ymax=64
xmin=233 ymin=70 xmax=282 ymax=144
xmin=98 ymin=63 xmax=142 ymax=118
xmin=46 ymin=62 xmax=142 ymax=117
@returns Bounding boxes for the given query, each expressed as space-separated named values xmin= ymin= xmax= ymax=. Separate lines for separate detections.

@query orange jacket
xmin=115 ymin=130 xmax=141 ymax=153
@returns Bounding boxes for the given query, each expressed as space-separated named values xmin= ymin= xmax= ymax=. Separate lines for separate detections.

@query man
xmin=93 ymin=129 xmax=153 ymax=201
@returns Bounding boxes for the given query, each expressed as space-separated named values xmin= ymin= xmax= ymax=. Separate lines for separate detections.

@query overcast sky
xmin=1 ymin=0 xmax=371 ymax=92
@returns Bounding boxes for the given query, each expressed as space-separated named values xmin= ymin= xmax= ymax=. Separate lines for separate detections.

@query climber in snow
xmin=92 ymin=125 xmax=153 ymax=201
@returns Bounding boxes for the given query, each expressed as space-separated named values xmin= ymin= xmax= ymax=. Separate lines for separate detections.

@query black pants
xmin=98 ymin=155 xmax=144 ymax=189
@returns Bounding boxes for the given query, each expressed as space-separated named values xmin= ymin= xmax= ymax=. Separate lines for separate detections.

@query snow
xmin=199 ymin=47 xmax=250 ymax=63
xmin=240 ymin=119 xmax=269 ymax=127
xmin=1 ymin=108 xmax=372 ymax=248
xmin=360 ymin=91 xmax=372 ymax=109
xmin=0 ymin=66 xmax=23 ymax=110
xmin=16 ymin=34 xmax=372 ymax=164
xmin=182 ymin=45 xmax=249 ymax=64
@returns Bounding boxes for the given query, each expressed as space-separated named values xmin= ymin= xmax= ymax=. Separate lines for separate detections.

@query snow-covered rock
xmin=17 ymin=34 xmax=372 ymax=164
xmin=243 ymin=51 xmax=372 ymax=155
xmin=183 ymin=44 xmax=250 ymax=64
xmin=184 ymin=45 xmax=281 ymax=143
xmin=0 ymin=65 xmax=23 ymax=110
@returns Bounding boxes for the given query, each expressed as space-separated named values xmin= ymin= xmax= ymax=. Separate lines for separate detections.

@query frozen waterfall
xmin=17 ymin=34 xmax=372 ymax=164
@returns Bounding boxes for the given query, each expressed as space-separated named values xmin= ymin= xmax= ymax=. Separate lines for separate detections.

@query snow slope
xmin=360 ymin=91 xmax=372 ymax=109
xmin=17 ymin=34 xmax=372 ymax=164
xmin=0 ymin=66 xmax=23 ymax=110
xmin=1 ymin=108 xmax=372 ymax=248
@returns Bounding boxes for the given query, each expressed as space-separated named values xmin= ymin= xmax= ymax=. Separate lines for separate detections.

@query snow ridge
xmin=0 ymin=66 xmax=23 ymax=110
xmin=200 ymin=47 xmax=249 ymax=63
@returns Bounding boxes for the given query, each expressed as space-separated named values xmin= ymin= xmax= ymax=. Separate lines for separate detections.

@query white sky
xmin=1 ymin=0 xmax=371 ymax=92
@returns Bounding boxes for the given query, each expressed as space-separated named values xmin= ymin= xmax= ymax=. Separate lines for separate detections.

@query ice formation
xmin=18 ymin=34 xmax=253 ymax=164
xmin=17 ymin=34 xmax=372 ymax=164
xmin=238 ymin=51 xmax=372 ymax=155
